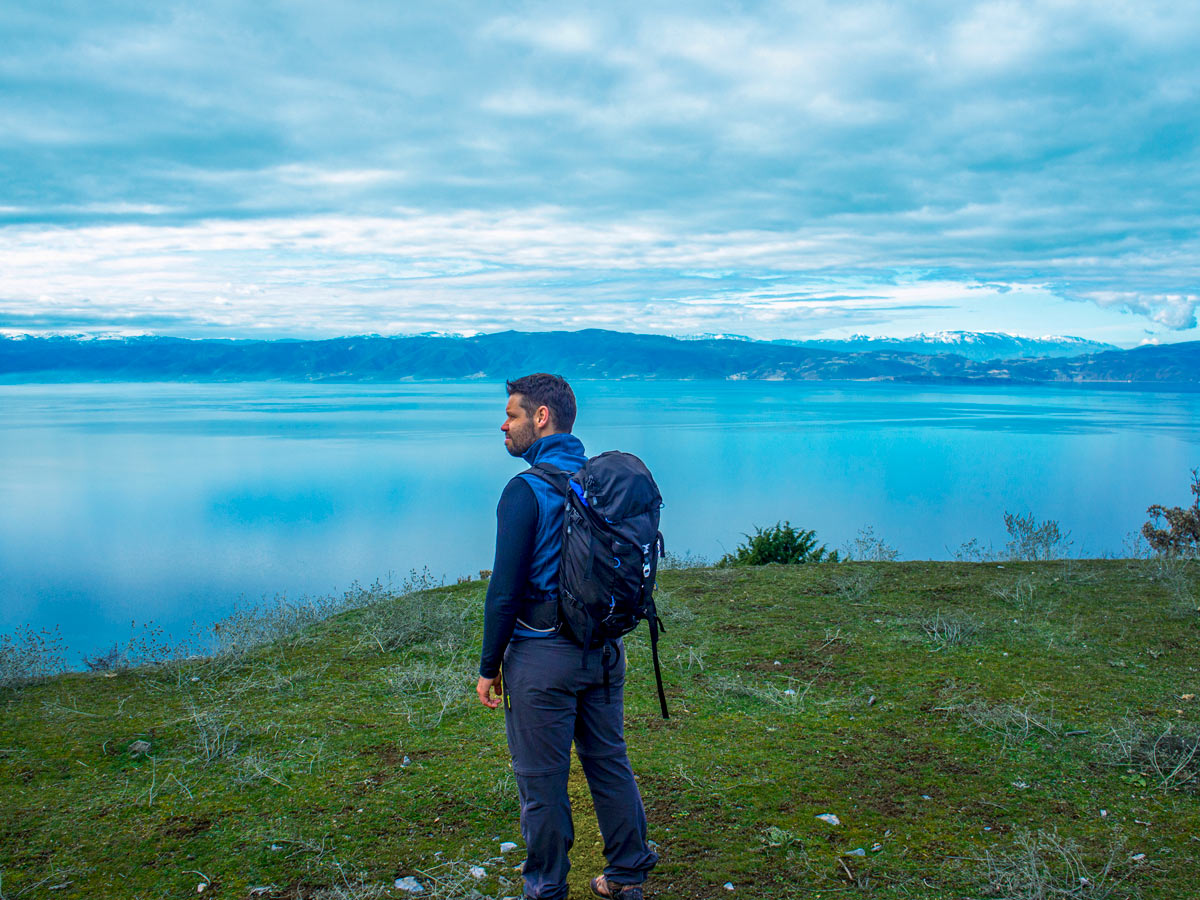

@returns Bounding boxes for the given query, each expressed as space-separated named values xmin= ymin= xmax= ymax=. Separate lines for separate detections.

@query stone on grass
xmin=129 ymin=740 xmax=151 ymax=756
xmin=724 ymin=883 xmax=734 ymax=891
xmin=844 ymin=848 xmax=866 ymax=857
xmin=815 ymin=813 xmax=840 ymax=826
xmin=500 ymin=841 xmax=518 ymax=853
xmin=394 ymin=876 xmax=424 ymax=892
xmin=470 ymin=866 xmax=486 ymax=879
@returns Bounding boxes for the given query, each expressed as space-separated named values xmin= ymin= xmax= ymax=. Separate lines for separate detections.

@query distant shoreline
xmin=4 ymin=330 xmax=1198 ymax=384
xmin=3 ymin=374 xmax=1200 ymax=392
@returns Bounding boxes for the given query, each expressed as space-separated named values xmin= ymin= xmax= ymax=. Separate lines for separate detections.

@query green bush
xmin=1143 ymin=468 xmax=1200 ymax=557
xmin=718 ymin=521 xmax=839 ymax=567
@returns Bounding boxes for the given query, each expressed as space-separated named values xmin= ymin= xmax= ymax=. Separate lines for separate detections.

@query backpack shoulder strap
xmin=523 ymin=462 xmax=572 ymax=497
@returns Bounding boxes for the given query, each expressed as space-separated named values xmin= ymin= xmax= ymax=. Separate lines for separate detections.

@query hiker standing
xmin=476 ymin=373 xmax=659 ymax=900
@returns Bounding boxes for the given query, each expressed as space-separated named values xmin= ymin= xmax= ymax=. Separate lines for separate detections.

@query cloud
xmin=0 ymin=1 xmax=1197 ymax=339
xmin=1080 ymin=291 xmax=1199 ymax=330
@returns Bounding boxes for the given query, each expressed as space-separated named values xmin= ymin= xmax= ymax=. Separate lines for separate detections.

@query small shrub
xmin=210 ymin=592 xmax=346 ymax=659
xmin=922 ymin=610 xmax=979 ymax=648
xmin=352 ymin=587 xmax=471 ymax=656
xmin=659 ymin=549 xmax=709 ymax=570
xmin=842 ymin=525 xmax=899 ymax=561
xmin=832 ymin=565 xmax=881 ymax=603
xmin=988 ymin=574 xmax=1058 ymax=617
xmin=706 ymin=672 xmax=812 ymax=712
xmin=978 ymin=826 xmax=1142 ymax=899
xmin=385 ymin=657 xmax=475 ymax=729
xmin=718 ymin=521 xmax=838 ymax=567
xmin=1104 ymin=718 xmax=1200 ymax=792
xmin=958 ymin=694 xmax=1062 ymax=748
xmin=0 ymin=625 xmax=67 ymax=689
xmin=762 ymin=825 xmax=801 ymax=849
xmin=1150 ymin=555 xmax=1199 ymax=618
xmin=1003 ymin=511 xmax=1073 ymax=561
xmin=952 ymin=537 xmax=997 ymax=562
xmin=184 ymin=697 xmax=242 ymax=763
xmin=1142 ymin=468 xmax=1200 ymax=557
xmin=83 ymin=620 xmax=190 ymax=672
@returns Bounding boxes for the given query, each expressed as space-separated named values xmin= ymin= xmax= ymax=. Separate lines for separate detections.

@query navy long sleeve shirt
xmin=478 ymin=476 xmax=539 ymax=678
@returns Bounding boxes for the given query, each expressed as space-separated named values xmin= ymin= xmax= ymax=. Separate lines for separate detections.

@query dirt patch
xmin=350 ymin=771 xmax=394 ymax=795
xmin=649 ymin=835 xmax=724 ymax=900
xmin=864 ymin=794 xmax=911 ymax=818
xmin=162 ymin=814 xmax=214 ymax=838
xmin=360 ymin=741 xmax=405 ymax=767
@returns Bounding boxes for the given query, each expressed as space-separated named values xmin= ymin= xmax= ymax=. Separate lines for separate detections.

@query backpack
xmin=527 ymin=451 xmax=670 ymax=719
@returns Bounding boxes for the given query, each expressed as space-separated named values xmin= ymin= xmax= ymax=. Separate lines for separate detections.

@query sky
xmin=1 ymin=0 xmax=1198 ymax=346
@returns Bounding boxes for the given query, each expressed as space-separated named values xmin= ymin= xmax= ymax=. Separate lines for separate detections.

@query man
xmin=477 ymin=373 xmax=658 ymax=900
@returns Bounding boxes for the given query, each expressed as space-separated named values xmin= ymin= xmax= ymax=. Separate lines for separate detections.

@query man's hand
xmin=477 ymin=674 xmax=502 ymax=709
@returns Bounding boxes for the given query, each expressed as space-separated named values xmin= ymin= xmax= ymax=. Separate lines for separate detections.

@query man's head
xmin=502 ymin=373 xmax=576 ymax=457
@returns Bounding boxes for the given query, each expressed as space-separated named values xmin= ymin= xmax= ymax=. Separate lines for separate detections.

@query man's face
xmin=502 ymin=394 xmax=538 ymax=457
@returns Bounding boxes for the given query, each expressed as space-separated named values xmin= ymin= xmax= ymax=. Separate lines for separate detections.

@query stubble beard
xmin=505 ymin=422 xmax=536 ymax=457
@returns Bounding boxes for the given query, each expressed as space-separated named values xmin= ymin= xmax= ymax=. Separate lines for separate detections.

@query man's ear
xmin=534 ymin=405 xmax=552 ymax=430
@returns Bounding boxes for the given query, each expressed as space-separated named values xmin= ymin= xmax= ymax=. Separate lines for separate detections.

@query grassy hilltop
xmin=1 ymin=560 xmax=1198 ymax=899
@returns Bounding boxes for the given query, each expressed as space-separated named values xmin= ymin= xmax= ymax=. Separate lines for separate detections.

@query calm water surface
xmin=1 ymin=380 xmax=1196 ymax=662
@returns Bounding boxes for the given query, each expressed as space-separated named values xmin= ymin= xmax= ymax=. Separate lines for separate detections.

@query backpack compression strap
xmin=647 ymin=599 xmax=670 ymax=719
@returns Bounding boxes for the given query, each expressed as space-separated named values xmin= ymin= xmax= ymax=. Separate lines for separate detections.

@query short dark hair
xmin=506 ymin=373 xmax=577 ymax=432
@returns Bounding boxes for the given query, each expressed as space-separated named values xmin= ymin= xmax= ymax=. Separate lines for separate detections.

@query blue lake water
xmin=1 ymin=380 xmax=1197 ymax=663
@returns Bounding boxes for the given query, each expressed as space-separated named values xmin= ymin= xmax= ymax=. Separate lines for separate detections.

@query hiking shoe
xmin=590 ymin=875 xmax=643 ymax=899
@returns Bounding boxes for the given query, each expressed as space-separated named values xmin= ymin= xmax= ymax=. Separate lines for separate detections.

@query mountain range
xmin=677 ymin=331 xmax=1119 ymax=362
xmin=1 ymin=331 xmax=1196 ymax=384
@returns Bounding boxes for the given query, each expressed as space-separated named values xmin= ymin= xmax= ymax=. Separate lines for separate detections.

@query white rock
xmin=500 ymin=842 xmax=518 ymax=853
xmin=470 ymin=866 xmax=486 ymax=879
xmin=1131 ymin=853 xmax=1146 ymax=862
xmin=844 ymin=848 xmax=866 ymax=857
xmin=724 ymin=883 xmax=735 ymax=891
xmin=402 ymin=756 xmax=412 ymax=766
xmin=783 ymin=689 xmax=797 ymax=697
xmin=197 ymin=884 xmax=207 ymax=894
xmin=394 ymin=876 xmax=424 ymax=892
xmin=815 ymin=814 xmax=840 ymax=826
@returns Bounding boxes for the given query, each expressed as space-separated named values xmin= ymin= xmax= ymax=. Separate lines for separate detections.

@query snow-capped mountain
xmin=774 ymin=331 xmax=1119 ymax=362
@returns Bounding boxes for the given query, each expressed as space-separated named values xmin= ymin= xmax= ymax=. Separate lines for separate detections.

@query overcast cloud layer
xmin=2 ymin=0 xmax=1198 ymax=343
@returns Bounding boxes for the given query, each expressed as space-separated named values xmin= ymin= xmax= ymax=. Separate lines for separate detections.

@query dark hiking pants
xmin=502 ymin=633 xmax=658 ymax=900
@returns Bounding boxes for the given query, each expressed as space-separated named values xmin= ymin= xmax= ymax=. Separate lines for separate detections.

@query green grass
xmin=2 ymin=560 xmax=1198 ymax=899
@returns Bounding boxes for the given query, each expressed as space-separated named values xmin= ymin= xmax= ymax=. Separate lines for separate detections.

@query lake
xmin=1 ymin=380 xmax=1196 ymax=664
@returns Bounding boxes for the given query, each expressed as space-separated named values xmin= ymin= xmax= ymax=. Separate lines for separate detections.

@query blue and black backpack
xmin=526 ymin=451 xmax=670 ymax=718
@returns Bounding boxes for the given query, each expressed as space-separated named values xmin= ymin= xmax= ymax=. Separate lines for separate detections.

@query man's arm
xmin=478 ymin=476 xmax=538 ymax=688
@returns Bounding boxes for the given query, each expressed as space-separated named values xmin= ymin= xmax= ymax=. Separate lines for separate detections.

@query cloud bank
xmin=1 ymin=1 xmax=1198 ymax=341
